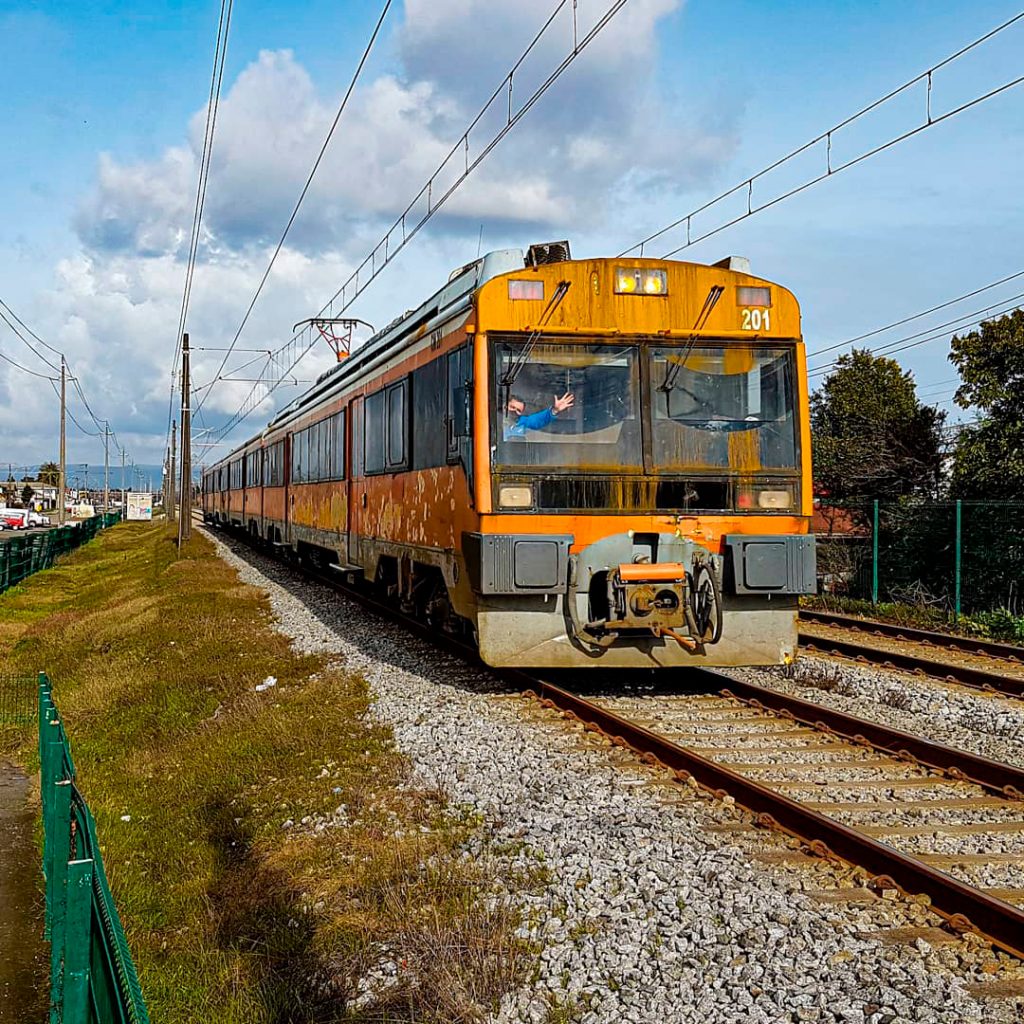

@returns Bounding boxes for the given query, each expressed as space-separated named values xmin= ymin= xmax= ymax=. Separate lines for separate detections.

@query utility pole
xmin=58 ymin=357 xmax=66 ymax=525
xmin=103 ymin=422 xmax=110 ymax=513
xmin=178 ymin=333 xmax=192 ymax=545
xmin=120 ymin=448 xmax=126 ymax=515
xmin=168 ymin=420 xmax=177 ymax=524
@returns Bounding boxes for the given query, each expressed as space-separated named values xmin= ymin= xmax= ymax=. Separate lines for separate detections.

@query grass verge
xmin=1 ymin=522 xmax=524 ymax=1022
xmin=803 ymin=594 xmax=1024 ymax=644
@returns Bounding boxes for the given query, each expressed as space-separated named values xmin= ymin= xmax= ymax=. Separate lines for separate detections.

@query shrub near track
xmin=0 ymin=522 xmax=524 ymax=1023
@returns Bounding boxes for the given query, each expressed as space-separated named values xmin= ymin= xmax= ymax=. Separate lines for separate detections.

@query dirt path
xmin=0 ymin=760 xmax=47 ymax=1021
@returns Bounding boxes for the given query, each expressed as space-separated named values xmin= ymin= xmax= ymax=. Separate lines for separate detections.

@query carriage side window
xmin=365 ymin=390 xmax=385 ymax=474
xmin=386 ymin=379 xmax=409 ymax=470
xmin=246 ymin=450 xmax=261 ymax=487
xmin=264 ymin=441 xmax=285 ymax=487
xmin=292 ymin=430 xmax=305 ymax=483
xmin=333 ymin=411 xmax=346 ymax=478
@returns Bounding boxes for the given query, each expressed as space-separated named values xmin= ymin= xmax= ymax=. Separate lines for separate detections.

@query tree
xmin=811 ymin=349 xmax=945 ymax=507
xmin=20 ymin=484 xmax=34 ymax=508
xmin=948 ymin=309 xmax=1024 ymax=499
xmin=38 ymin=461 xmax=60 ymax=487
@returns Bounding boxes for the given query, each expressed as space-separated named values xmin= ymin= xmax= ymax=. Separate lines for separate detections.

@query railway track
xmin=529 ymin=676 xmax=1024 ymax=960
xmin=798 ymin=613 xmax=1024 ymax=700
xmin=203 ymin=523 xmax=1024 ymax=961
xmin=800 ymin=609 xmax=1024 ymax=663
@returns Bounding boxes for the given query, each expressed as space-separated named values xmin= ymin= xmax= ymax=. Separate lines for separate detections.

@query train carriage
xmin=203 ymin=242 xmax=816 ymax=668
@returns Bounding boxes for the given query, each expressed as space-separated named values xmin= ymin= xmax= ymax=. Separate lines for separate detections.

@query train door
xmin=347 ymin=395 xmax=363 ymax=566
xmin=285 ymin=432 xmax=293 ymax=546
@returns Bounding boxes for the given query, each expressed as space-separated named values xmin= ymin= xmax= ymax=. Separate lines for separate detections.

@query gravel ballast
xmin=205 ymin=530 xmax=1024 ymax=1024
xmin=727 ymin=659 xmax=1024 ymax=769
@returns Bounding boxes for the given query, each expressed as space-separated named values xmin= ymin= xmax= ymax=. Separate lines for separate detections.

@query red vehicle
xmin=0 ymin=509 xmax=30 ymax=530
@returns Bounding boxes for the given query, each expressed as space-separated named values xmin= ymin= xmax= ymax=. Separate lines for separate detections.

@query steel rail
xmin=798 ymin=632 xmax=1024 ymax=699
xmin=711 ymin=675 xmax=1024 ymax=797
xmin=199 ymin=522 xmax=1024 ymax=959
xmin=800 ymin=609 xmax=1024 ymax=663
xmin=529 ymin=678 xmax=1024 ymax=960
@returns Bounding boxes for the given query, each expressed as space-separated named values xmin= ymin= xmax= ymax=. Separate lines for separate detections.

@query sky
xmin=1 ymin=0 xmax=1022 ymax=470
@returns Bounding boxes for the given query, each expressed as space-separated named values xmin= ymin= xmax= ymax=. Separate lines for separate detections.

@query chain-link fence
xmin=0 ymin=511 xmax=122 ymax=596
xmin=815 ymin=499 xmax=1024 ymax=620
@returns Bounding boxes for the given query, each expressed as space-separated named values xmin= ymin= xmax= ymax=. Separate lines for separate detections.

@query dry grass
xmin=1 ymin=522 xmax=526 ymax=1022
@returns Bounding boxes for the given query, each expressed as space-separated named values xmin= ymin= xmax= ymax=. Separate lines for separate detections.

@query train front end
xmin=466 ymin=254 xmax=815 ymax=668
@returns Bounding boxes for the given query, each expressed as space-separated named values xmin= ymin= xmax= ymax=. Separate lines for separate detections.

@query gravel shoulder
xmin=205 ymin=529 xmax=1024 ymax=1024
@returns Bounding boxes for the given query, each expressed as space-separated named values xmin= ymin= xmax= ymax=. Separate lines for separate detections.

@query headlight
xmin=614 ymin=268 xmax=668 ymax=295
xmin=737 ymin=484 xmax=795 ymax=511
xmin=498 ymin=484 xmax=533 ymax=509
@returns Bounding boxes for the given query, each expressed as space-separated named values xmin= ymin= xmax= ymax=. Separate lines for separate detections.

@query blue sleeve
xmin=518 ymin=407 xmax=555 ymax=431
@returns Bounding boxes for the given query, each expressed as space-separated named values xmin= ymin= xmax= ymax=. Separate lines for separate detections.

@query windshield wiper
xmin=501 ymin=280 xmax=572 ymax=387
xmin=658 ymin=285 xmax=724 ymax=393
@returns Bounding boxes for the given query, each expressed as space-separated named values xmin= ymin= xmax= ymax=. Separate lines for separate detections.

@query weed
xmin=2 ymin=523 xmax=525 ymax=1022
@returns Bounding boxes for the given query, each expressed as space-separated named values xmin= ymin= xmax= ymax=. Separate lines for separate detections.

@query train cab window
xmin=649 ymin=345 xmax=798 ymax=471
xmin=492 ymin=340 xmax=642 ymax=470
xmin=447 ymin=347 xmax=466 ymax=460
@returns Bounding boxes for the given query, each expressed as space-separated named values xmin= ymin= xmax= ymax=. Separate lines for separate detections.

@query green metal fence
xmin=816 ymin=499 xmax=1024 ymax=620
xmin=39 ymin=672 xmax=150 ymax=1024
xmin=0 ymin=513 xmax=122 ymax=596
xmin=0 ymin=672 xmax=37 ymax=727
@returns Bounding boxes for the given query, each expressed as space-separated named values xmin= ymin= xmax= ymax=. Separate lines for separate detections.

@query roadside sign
xmin=126 ymin=492 xmax=153 ymax=521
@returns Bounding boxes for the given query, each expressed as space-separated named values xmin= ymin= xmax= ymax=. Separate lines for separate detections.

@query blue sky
xmin=1 ymin=0 xmax=1022 ymax=466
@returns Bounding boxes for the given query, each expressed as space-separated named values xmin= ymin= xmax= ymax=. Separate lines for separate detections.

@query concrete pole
xmin=168 ymin=420 xmax=177 ymax=523
xmin=103 ymin=422 xmax=110 ymax=513
xmin=58 ymin=357 xmax=66 ymax=525
xmin=178 ymin=333 xmax=192 ymax=545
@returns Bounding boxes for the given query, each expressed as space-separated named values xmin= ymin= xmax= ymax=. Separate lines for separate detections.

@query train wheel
xmin=689 ymin=561 xmax=723 ymax=645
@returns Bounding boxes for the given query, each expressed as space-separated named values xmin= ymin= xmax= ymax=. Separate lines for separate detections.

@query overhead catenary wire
xmin=202 ymin=0 xmax=634 ymax=449
xmin=808 ymin=269 xmax=1024 ymax=358
xmin=165 ymin=0 xmax=235 ymax=448
xmin=194 ymin=0 xmax=394 ymax=421
xmin=619 ymin=10 xmax=1024 ymax=259
xmin=808 ymin=291 xmax=1024 ymax=377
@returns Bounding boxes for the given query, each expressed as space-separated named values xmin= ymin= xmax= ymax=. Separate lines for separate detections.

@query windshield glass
xmin=650 ymin=345 xmax=798 ymax=471
xmin=492 ymin=341 xmax=641 ymax=469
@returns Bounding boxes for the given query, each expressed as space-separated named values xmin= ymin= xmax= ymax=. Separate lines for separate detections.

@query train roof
xmin=207 ymin=245 xmax=768 ymax=470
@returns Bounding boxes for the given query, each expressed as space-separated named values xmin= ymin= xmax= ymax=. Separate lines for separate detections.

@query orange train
xmin=203 ymin=241 xmax=816 ymax=668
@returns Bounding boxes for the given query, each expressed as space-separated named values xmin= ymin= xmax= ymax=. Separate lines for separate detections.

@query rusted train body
xmin=203 ymin=244 xmax=816 ymax=668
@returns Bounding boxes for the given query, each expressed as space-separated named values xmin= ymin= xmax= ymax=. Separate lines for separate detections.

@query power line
xmin=0 ymin=310 xmax=60 ymax=380
xmin=203 ymin=0 xmax=632 ymax=447
xmin=194 ymin=0 xmax=393 ymax=420
xmin=0 ymin=295 xmax=63 ymax=371
xmin=809 ymin=291 xmax=1024 ymax=376
xmin=165 ymin=0 xmax=235 ymax=446
xmin=808 ymin=269 xmax=1024 ymax=358
xmin=619 ymin=11 xmax=1024 ymax=259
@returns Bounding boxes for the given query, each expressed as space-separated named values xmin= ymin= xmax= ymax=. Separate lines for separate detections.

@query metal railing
xmin=0 ymin=512 xmax=122 ymax=596
xmin=39 ymin=672 xmax=150 ymax=1024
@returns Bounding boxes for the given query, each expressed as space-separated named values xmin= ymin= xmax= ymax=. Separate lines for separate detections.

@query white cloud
xmin=8 ymin=0 xmax=739 ymax=465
